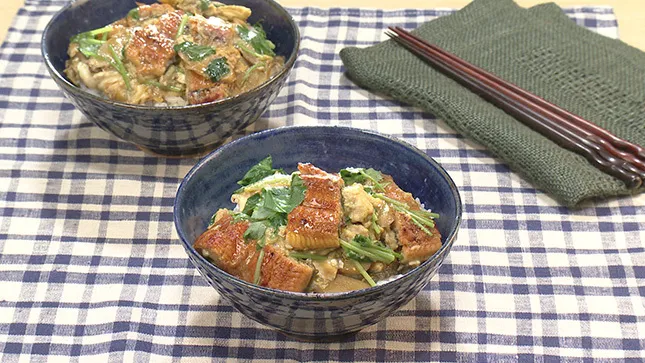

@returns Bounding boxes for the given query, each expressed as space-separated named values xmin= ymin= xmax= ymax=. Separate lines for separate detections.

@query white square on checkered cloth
xmin=0 ymin=1 xmax=643 ymax=362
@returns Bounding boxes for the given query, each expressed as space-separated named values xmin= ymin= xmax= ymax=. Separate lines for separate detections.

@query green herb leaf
xmin=340 ymin=168 xmax=385 ymax=191
xmin=363 ymin=168 xmax=384 ymax=183
xmin=204 ymin=57 xmax=230 ymax=82
xmin=173 ymin=41 xmax=215 ymax=61
xmin=370 ymin=212 xmax=382 ymax=235
xmin=75 ymin=38 xmax=103 ymax=58
xmin=70 ymin=26 xmax=113 ymax=59
xmin=288 ymin=175 xmax=307 ymax=208
xmin=70 ymin=25 xmax=113 ymax=44
xmin=244 ymin=221 xmax=267 ymax=241
xmin=250 ymin=205 xmax=274 ymax=220
xmin=242 ymin=61 xmax=265 ymax=82
xmin=199 ymin=0 xmax=211 ymax=11
xmin=409 ymin=217 xmax=432 ymax=236
xmin=128 ymin=7 xmax=140 ymax=20
xmin=253 ymin=247 xmax=265 ymax=284
xmin=266 ymin=213 xmax=287 ymax=231
xmin=340 ymin=235 xmax=402 ymax=264
xmin=339 ymin=168 xmax=362 ymax=185
xmin=121 ymin=35 xmax=130 ymax=58
xmin=234 ymin=173 xmax=291 ymax=195
xmin=237 ymin=157 xmax=307 ymax=243
xmin=235 ymin=40 xmax=262 ymax=59
xmin=175 ymin=14 xmax=189 ymax=39
xmin=353 ymin=235 xmax=372 ymax=247
xmin=143 ymin=80 xmax=184 ymax=93
xmin=236 ymin=24 xmax=275 ymax=56
xmin=242 ymin=193 xmax=262 ymax=216
xmin=237 ymin=156 xmax=282 ymax=187
xmin=251 ymin=175 xmax=305 ymax=216
xmin=255 ymin=236 xmax=267 ymax=251
xmin=108 ymin=45 xmax=130 ymax=90
xmin=342 ymin=241 xmax=370 ymax=262
xmin=231 ymin=211 xmax=250 ymax=223
xmin=253 ymin=23 xmax=275 ymax=54
xmin=261 ymin=187 xmax=292 ymax=213
xmin=352 ymin=260 xmax=376 ymax=287
xmin=372 ymin=193 xmax=438 ymax=236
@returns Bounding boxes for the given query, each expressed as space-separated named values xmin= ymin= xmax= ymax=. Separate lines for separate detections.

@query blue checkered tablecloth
xmin=1 ymin=0 xmax=644 ymax=361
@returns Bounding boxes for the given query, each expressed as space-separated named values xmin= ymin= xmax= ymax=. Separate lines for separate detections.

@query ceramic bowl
xmin=173 ymin=126 xmax=462 ymax=339
xmin=41 ymin=0 xmax=299 ymax=157
xmin=174 ymin=126 xmax=462 ymax=340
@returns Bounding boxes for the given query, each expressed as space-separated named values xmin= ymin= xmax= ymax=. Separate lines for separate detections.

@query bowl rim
xmin=173 ymin=125 xmax=463 ymax=301
xmin=40 ymin=0 xmax=300 ymax=111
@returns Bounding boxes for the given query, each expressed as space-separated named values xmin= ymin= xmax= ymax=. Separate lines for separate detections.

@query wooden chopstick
xmin=390 ymin=26 xmax=645 ymax=173
xmin=387 ymin=27 xmax=645 ymax=184
xmin=386 ymin=27 xmax=644 ymax=189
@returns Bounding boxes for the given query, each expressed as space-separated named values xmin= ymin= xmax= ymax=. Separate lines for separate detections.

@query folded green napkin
xmin=339 ymin=0 xmax=645 ymax=207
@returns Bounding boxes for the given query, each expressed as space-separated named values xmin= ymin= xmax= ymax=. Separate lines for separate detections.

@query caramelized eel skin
xmin=383 ymin=175 xmax=442 ymax=263
xmin=285 ymin=163 xmax=344 ymax=250
xmin=194 ymin=211 xmax=313 ymax=292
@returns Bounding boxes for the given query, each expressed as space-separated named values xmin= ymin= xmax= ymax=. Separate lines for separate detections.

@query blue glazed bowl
xmin=174 ymin=126 xmax=463 ymax=339
xmin=41 ymin=0 xmax=299 ymax=157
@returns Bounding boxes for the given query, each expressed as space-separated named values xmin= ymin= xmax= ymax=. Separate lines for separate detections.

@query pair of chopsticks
xmin=386 ymin=26 xmax=645 ymax=189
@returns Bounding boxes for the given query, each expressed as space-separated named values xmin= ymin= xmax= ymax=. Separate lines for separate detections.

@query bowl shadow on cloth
xmin=52 ymin=115 xmax=274 ymax=177
xmin=52 ymin=123 xmax=200 ymax=172
xmin=182 ymin=292 xmax=451 ymax=343
xmin=180 ymin=292 xmax=362 ymax=342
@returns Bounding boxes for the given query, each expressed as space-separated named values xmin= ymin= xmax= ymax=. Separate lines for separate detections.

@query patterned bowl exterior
xmin=41 ymin=0 xmax=299 ymax=157
xmin=173 ymin=126 xmax=463 ymax=339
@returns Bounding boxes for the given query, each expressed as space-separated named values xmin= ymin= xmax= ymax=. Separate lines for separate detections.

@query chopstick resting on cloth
xmin=386 ymin=26 xmax=645 ymax=189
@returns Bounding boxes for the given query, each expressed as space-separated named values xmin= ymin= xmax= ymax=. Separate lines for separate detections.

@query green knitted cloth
xmin=339 ymin=0 xmax=645 ymax=207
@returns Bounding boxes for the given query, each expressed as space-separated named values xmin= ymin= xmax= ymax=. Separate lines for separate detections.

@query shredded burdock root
xmin=64 ymin=0 xmax=284 ymax=106
xmin=193 ymin=156 xmax=444 ymax=293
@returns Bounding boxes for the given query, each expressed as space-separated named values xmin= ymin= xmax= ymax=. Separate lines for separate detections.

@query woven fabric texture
xmin=340 ymin=0 xmax=645 ymax=208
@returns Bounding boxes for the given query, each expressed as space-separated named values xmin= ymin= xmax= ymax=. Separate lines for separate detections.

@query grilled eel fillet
xmin=194 ymin=210 xmax=314 ymax=292
xmin=124 ymin=7 xmax=184 ymax=78
xmin=285 ymin=163 xmax=344 ymax=250
xmin=383 ymin=175 xmax=442 ymax=263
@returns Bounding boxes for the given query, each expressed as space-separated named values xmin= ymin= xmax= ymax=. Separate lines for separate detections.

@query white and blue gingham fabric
xmin=1 ymin=1 xmax=644 ymax=361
